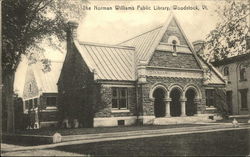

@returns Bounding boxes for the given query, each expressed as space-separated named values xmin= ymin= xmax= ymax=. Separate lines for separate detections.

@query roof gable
xmin=160 ymin=18 xmax=189 ymax=46
xmin=119 ymin=14 xmax=199 ymax=64
xmin=32 ymin=61 xmax=63 ymax=93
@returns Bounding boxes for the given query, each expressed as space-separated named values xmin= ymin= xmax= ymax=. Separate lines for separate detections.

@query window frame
xmin=239 ymin=64 xmax=247 ymax=81
xmin=205 ymin=89 xmax=215 ymax=107
xmin=46 ymin=96 xmax=57 ymax=107
xmin=111 ymin=87 xmax=128 ymax=110
xmin=223 ymin=66 xmax=229 ymax=76
xmin=239 ymin=89 xmax=248 ymax=109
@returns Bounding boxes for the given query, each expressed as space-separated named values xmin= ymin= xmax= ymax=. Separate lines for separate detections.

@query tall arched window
xmin=223 ymin=67 xmax=229 ymax=76
xmin=172 ymin=40 xmax=177 ymax=52
xmin=239 ymin=64 xmax=247 ymax=81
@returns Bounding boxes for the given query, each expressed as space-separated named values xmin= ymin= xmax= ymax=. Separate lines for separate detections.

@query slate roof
xmin=75 ymin=41 xmax=136 ymax=81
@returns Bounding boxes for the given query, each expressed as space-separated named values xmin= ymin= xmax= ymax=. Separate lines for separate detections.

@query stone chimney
xmin=66 ymin=21 xmax=79 ymax=55
xmin=67 ymin=21 xmax=79 ymax=39
xmin=246 ymin=35 xmax=250 ymax=50
xmin=192 ymin=40 xmax=206 ymax=56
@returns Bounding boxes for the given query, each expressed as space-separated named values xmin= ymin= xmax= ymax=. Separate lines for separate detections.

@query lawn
xmin=16 ymin=124 xmax=208 ymax=136
xmin=53 ymin=129 xmax=250 ymax=156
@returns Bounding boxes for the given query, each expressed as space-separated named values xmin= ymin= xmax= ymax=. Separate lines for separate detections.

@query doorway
xmin=153 ymin=88 xmax=166 ymax=117
xmin=170 ymin=88 xmax=181 ymax=117
xmin=185 ymin=89 xmax=197 ymax=116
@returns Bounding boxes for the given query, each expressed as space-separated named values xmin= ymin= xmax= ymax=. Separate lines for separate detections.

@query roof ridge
xmin=79 ymin=41 xmax=135 ymax=50
xmin=118 ymin=25 xmax=163 ymax=45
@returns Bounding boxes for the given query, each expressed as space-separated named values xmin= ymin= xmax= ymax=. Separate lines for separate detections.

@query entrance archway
xmin=153 ymin=88 xmax=165 ymax=117
xmin=185 ymin=89 xmax=197 ymax=116
xmin=170 ymin=88 xmax=181 ymax=117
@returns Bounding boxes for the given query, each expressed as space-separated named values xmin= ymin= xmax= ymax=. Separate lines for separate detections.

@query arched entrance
xmin=170 ymin=88 xmax=181 ymax=117
xmin=153 ymin=88 xmax=165 ymax=117
xmin=185 ymin=89 xmax=197 ymax=116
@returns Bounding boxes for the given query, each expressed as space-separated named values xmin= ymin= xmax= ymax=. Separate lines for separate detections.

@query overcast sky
xmin=76 ymin=0 xmax=225 ymax=44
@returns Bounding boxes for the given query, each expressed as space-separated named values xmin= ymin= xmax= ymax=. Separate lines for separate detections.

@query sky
xmin=76 ymin=0 xmax=225 ymax=44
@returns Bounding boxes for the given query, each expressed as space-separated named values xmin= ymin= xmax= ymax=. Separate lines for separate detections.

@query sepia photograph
xmin=1 ymin=0 xmax=250 ymax=156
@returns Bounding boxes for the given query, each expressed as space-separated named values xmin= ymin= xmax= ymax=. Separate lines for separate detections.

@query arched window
xmin=223 ymin=67 xmax=229 ymax=76
xmin=29 ymin=84 xmax=32 ymax=92
xmin=239 ymin=64 xmax=247 ymax=81
xmin=172 ymin=40 xmax=177 ymax=52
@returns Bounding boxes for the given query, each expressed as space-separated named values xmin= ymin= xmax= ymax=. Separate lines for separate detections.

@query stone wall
xmin=94 ymin=86 xmax=137 ymax=118
xmin=57 ymin=38 xmax=95 ymax=127
xmin=161 ymin=19 xmax=188 ymax=46
xmin=149 ymin=51 xmax=200 ymax=69
xmin=142 ymin=76 xmax=206 ymax=116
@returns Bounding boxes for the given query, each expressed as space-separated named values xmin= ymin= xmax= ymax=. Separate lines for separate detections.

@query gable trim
xmin=144 ymin=13 xmax=174 ymax=63
xmin=145 ymin=14 xmax=204 ymax=71
xmin=198 ymin=55 xmax=226 ymax=84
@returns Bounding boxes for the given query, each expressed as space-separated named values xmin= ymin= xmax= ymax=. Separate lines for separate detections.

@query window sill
xmin=239 ymin=79 xmax=247 ymax=82
xmin=240 ymin=108 xmax=248 ymax=111
xmin=111 ymin=109 xmax=130 ymax=113
xmin=46 ymin=106 xmax=57 ymax=110
xmin=205 ymin=106 xmax=216 ymax=110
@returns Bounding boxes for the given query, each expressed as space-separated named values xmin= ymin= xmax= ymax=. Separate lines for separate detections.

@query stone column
xmin=180 ymin=98 xmax=187 ymax=117
xmin=163 ymin=98 xmax=172 ymax=117
xmin=194 ymin=98 xmax=201 ymax=115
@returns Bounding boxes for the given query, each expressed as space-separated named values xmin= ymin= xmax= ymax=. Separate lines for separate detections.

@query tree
xmin=205 ymin=0 xmax=250 ymax=62
xmin=2 ymin=0 xmax=86 ymax=132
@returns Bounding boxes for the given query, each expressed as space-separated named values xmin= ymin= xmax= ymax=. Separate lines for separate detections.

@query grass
xmin=16 ymin=124 xmax=209 ymax=136
xmin=53 ymin=129 xmax=250 ymax=156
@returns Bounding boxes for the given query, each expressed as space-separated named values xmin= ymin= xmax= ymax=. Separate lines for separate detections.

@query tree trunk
xmin=3 ymin=72 xmax=15 ymax=133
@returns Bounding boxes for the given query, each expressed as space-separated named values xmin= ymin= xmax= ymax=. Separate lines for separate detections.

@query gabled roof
xmin=119 ymin=14 xmax=199 ymax=65
xmin=75 ymin=41 xmax=136 ymax=81
xmin=32 ymin=61 xmax=63 ymax=93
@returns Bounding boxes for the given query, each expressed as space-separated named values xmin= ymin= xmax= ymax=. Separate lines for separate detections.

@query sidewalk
xmin=2 ymin=123 xmax=250 ymax=153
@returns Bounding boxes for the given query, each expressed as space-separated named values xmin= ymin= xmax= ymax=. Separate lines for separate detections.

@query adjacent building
xmin=212 ymin=53 xmax=250 ymax=115
xmin=15 ymin=58 xmax=63 ymax=128
xmin=58 ymin=14 xmax=226 ymax=127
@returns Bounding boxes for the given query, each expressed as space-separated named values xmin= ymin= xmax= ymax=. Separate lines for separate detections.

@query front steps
xmin=153 ymin=114 xmax=222 ymax=125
